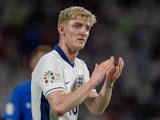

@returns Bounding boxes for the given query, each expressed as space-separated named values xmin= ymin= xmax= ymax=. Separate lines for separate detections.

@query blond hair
xmin=58 ymin=6 xmax=97 ymax=26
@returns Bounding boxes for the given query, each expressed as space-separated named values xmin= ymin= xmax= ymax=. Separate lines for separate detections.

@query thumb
xmin=94 ymin=63 xmax=98 ymax=70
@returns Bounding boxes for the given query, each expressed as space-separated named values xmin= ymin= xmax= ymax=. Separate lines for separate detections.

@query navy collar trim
xmin=54 ymin=44 xmax=74 ymax=67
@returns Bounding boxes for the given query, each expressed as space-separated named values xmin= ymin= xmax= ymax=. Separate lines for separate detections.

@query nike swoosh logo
xmin=65 ymin=81 xmax=70 ymax=84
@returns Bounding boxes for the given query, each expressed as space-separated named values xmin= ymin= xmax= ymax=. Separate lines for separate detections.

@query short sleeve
xmin=37 ymin=56 xmax=66 ymax=97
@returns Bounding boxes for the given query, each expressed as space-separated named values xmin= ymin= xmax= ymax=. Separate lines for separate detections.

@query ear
xmin=58 ymin=24 xmax=65 ymax=36
xmin=29 ymin=60 xmax=35 ymax=70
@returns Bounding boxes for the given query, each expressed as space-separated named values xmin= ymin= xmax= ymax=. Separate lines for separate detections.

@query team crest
xmin=43 ymin=70 xmax=54 ymax=85
xmin=77 ymin=74 xmax=84 ymax=88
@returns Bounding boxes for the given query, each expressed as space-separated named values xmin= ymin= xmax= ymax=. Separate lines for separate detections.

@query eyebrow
xmin=74 ymin=21 xmax=91 ymax=27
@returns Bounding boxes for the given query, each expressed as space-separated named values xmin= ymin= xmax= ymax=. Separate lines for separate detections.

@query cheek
xmin=66 ymin=32 xmax=74 ymax=39
xmin=66 ymin=29 xmax=76 ymax=36
xmin=70 ymin=32 xmax=78 ymax=40
xmin=87 ymin=32 xmax=90 ymax=36
xmin=86 ymin=32 xmax=90 ymax=38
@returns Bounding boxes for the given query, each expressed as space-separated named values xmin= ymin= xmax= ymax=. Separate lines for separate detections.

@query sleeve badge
xmin=43 ymin=70 xmax=54 ymax=85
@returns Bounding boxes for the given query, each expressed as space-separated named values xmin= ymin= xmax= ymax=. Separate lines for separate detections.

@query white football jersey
xmin=31 ymin=45 xmax=91 ymax=120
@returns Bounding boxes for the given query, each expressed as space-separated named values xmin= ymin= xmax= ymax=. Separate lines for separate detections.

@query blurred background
xmin=0 ymin=0 xmax=160 ymax=120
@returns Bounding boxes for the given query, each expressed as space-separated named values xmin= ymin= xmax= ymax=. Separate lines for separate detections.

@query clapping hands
xmin=105 ymin=56 xmax=124 ymax=87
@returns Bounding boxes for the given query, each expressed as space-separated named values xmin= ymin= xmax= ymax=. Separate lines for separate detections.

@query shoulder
xmin=75 ymin=58 xmax=87 ymax=67
xmin=32 ymin=50 xmax=63 ymax=75
xmin=12 ymin=81 xmax=31 ymax=93
xmin=38 ymin=50 xmax=62 ymax=65
xmin=7 ymin=81 xmax=31 ymax=101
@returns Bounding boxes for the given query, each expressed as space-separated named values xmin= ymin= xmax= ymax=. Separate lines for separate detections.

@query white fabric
xmin=31 ymin=49 xmax=91 ymax=120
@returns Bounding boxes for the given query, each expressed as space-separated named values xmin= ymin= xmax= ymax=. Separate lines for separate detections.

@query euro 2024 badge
xmin=43 ymin=70 xmax=54 ymax=85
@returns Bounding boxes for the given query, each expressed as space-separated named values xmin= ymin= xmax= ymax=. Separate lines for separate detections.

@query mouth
xmin=77 ymin=39 xmax=85 ymax=42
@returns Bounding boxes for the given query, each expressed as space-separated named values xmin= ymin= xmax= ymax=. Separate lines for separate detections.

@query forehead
xmin=66 ymin=17 xmax=92 ymax=26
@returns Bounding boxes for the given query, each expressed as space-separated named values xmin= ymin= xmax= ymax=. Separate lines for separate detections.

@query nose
xmin=79 ymin=27 xmax=88 ymax=37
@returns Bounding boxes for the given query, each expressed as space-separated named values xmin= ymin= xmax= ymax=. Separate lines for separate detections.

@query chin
xmin=74 ymin=42 xmax=86 ymax=50
xmin=78 ymin=44 xmax=85 ymax=50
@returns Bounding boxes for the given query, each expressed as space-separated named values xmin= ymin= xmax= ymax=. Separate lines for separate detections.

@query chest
xmin=62 ymin=64 xmax=85 ymax=92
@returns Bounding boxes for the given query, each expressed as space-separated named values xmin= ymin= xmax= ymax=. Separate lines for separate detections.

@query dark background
xmin=0 ymin=0 xmax=160 ymax=120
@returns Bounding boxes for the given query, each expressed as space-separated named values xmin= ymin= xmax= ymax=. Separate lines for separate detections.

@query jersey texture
xmin=31 ymin=45 xmax=90 ymax=120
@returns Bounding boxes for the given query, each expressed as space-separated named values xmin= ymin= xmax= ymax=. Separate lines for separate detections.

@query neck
xmin=58 ymin=43 xmax=79 ymax=64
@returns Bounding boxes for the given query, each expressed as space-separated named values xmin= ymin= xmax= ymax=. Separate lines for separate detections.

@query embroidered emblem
xmin=43 ymin=70 xmax=54 ymax=85
xmin=77 ymin=75 xmax=84 ymax=87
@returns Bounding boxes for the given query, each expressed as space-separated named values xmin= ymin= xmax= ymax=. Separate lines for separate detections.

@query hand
xmin=106 ymin=57 xmax=124 ymax=87
xmin=90 ymin=57 xmax=113 ymax=87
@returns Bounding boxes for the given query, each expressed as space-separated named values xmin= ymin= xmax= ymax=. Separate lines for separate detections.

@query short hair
xmin=30 ymin=45 xmax=52 ymax=65
xmin=31 ymin=45 xmax=52 ymax=59
xmin=58 ymin=6 xmax=97 ymax=26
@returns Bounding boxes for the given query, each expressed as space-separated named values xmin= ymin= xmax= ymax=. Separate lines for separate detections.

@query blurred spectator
xmin=2 ymin=44 xmax=52 ymax=120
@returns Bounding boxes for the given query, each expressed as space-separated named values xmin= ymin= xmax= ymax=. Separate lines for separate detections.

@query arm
xmin=47 ymin=80 xmax=95 ymax=116
xmin=84 ymin=57 xmax=124 ymax=115
xmin=46 ymin=58 xmax=113 ymax=116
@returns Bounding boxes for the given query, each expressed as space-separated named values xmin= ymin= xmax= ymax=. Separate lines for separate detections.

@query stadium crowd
xmin=0 ymin=0 xmax=160 ymax=120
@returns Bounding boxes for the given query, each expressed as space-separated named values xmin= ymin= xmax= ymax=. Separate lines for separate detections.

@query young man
xmin=2 ymin=45 xmax=52 ymax=120
xmin=31 ymin=6 xmax=124 ymax=120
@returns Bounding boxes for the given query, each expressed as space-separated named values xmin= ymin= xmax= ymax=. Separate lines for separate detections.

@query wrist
xmin=107 ymin=83 xmax=114 ymax=88
xmin=105 ymin=80 xmax=114 ymax=89
xmin=88 ymin=80 xmax=97 ymax=89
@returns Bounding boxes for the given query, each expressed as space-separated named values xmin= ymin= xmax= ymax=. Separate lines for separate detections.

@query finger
xmin=111 ymin=56 xmax=115 ymax=67
xmin=114 ymin=66 xmax=120 ymax=78
xmin=94 ymin=63 xmax=99 ymax=70
xmin=100 ymin=58 xmax=112 ymax=71
xmin=95 ymin=63 xmax=98 ymax=67
xmin=107 ymin=67 xmax=116 ymax=78
xmin=119 ymin=57 xmax=124 ymax=69
xmin=116 ymin=57 xmax=123 ymax=73
xmin=104 ymin=56 xmax=115 ymax=70
xmin=99 ymin=56 xmax=116 ymax=74
xmin=115 ymin=62 xmax=124 ymax=79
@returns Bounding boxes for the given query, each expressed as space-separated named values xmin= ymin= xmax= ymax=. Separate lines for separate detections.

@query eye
xmin=86 ymin=26 xmax=91 ymax=31
xmin=73 ymin=24 xmax=81 ymax=28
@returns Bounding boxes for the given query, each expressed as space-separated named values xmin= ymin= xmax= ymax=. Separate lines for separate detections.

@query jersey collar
xmin=54 ymin=44 xmax=74 ymax=67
